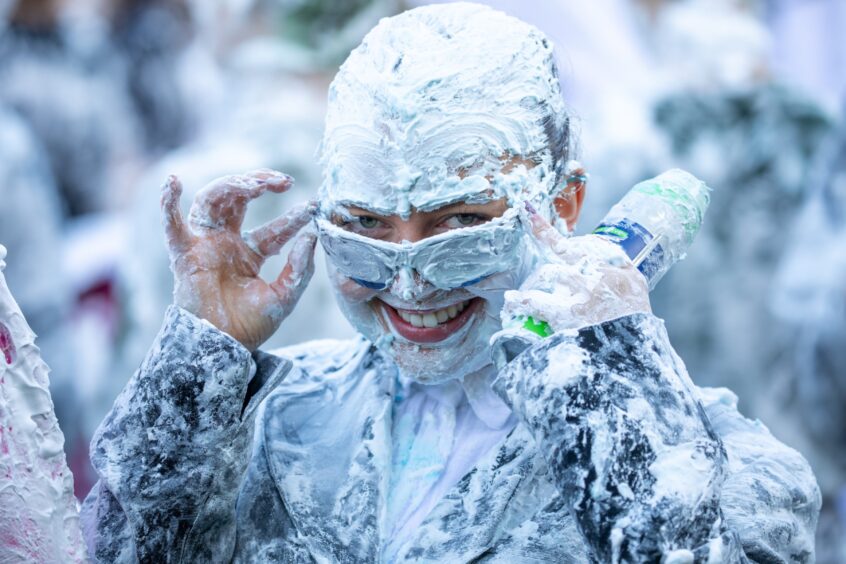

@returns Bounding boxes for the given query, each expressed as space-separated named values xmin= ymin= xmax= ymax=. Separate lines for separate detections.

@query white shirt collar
xmin=394 ymin=365 xmax=513 ymax=430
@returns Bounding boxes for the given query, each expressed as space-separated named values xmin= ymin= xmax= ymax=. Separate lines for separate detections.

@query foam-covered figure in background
xmin=81 ymin=4 xmax=820 ymax=562
xmin=108 ymin=0 xmax=199 ymax=154
xmin=0 ymin=243 xmax=86 ymax=562
xmin=767 ymin=114 xmax=846 ymax=564
xmin=0 ymin=0 xmax=140 ymax=216
xmin=644 ymin=0 xmax=836 ymax=408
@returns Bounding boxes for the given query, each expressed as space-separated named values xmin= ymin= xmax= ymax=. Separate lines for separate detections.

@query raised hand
xmin=502 ymin=205 xmax=651 ymax=332
xmin=161 ymin=169 xmax=316 ymax=351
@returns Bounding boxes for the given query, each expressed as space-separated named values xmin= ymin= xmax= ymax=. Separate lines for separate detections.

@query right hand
xmin=161 ymin=169 xmax=317 ymax=351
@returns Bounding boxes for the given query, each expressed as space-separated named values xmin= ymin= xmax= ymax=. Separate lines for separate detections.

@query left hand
xmin=501 ymin=206 xmax=651 ymax=332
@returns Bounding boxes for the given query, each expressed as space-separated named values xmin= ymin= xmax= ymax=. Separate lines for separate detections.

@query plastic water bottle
xmin=518 ymin=169 xmax=710 ymax=339
xmin=592 ymin=169 xmax=711 ymax=290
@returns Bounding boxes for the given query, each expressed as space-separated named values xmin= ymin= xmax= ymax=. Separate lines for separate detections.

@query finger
xmin=270 ymin=232 xmax=318 ymax=307
xmin=188 ymin=170 xmax=294 ymax=233
xmin=523 ymin=201 xmax=566 ymax=253
xmin=244 ymin=200 xmax=317 ymax=258
xmin=161 ymin=175 xmax=193 ymax=254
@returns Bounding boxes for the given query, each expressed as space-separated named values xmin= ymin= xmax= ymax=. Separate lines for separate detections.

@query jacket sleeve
xmin=492 ymin=313 xmax=789 ymax=562
xmin=80 ymin=306 xmax=291 ymax=563
xmin=699 ymin=387 xmax=820 ymax=563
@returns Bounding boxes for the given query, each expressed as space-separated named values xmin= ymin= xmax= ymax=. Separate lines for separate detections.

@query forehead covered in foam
xmin=319 ymin=2 xmax=568 ymax=218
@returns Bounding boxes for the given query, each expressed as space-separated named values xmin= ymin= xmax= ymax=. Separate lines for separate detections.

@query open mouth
xmin=381 ymin=297 xmax=481 ymax=344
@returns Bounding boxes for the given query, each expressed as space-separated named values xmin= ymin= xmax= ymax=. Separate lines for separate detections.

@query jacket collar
xmin=262 ymin=342 xmax=543 ymax=562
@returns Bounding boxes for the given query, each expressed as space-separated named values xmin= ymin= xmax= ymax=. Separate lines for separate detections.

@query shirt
xmin=384 ymin=368 xmax=516 ymax=560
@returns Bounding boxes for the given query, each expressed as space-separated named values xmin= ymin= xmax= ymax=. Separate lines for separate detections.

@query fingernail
xmin=524 ymin=201 xmax=538 ymax=215
xmin=267 ymin=175 xmax=292 ymax=186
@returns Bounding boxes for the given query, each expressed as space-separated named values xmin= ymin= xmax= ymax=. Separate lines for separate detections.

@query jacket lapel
xmin=262 ymin=342 xmax=395 ymax=563
xmin=261 ymin=341 xmax=555 ymax=563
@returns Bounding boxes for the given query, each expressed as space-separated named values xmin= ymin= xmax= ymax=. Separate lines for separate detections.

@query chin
xmin=388 ymin=335 xmax=488 ymax=384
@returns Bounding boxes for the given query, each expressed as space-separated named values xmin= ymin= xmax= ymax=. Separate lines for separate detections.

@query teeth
xmin=394 ymin=300 xmax=472 ymax=328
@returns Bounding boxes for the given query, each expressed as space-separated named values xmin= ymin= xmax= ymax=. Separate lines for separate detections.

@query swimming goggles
xmin=315 ymin=207 xmax=524 ymax=290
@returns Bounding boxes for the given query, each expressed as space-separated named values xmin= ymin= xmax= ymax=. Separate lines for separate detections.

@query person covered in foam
xmin=81 ymin=3 xmax=820 ymax=562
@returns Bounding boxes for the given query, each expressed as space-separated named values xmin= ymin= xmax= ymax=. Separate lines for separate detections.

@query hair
xmin=321 ymin=2 xmax=574 ymax=192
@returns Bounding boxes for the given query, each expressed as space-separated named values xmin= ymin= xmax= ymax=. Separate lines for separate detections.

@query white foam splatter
xmin=0 ymin=246 xmax=86 ymax=562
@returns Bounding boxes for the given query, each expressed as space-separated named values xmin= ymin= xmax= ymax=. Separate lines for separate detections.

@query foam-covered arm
xmin=701 ymin=387 xmax=820 ymax=562
xmin=493 ymin=313 xmax=744 ymax=562
xmin=81 ymin=305 xmax=291 ymax=562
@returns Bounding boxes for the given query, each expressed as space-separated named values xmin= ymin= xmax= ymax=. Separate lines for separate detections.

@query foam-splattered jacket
xmin=81 ymin=307 xmax=819 ymax=563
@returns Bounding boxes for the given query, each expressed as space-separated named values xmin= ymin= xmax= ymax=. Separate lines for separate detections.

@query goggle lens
xmin=316 ymin=209 xmax=523 ymax=290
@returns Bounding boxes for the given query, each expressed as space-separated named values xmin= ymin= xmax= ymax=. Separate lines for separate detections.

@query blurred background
xmin=0 ymin=0 xmax=843 ymax=559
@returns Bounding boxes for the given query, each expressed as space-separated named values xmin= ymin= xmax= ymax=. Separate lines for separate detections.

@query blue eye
xmin=358 ymin=216 xmax=379 ymax=229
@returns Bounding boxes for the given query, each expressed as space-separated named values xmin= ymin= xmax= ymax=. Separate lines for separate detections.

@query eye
xmin=342 ymin=213 xmax=391 ymax=238
xmin=358 ymin=216 xmax=380 ymax=229
xmin=442 ymin=213 xmax=489 ymax=229
xmin=456 ymin=214 xmax=480 ymax=226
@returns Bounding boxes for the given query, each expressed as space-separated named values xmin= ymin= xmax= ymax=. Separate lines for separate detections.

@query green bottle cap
xmin=522 ymin=316 xmax=553 ymax=337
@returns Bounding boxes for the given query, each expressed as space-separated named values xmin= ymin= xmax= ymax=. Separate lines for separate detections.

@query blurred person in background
xmin=108 ymin=0 xmax=199 ymax=154
xmin=645 ymin=0 xmax=835 ymax=410
xmin=0 ymin=0 xmax=212 ymax=496
xmin=81 ymin=4 xmax=819 ymax=562
xmin=0 ymin=0 xmax=138 ymax=216
xmin=767 ymin=112 xmax=846 ymax=563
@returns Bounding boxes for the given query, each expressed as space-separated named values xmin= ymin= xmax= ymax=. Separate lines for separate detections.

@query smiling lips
xmin=382 ymin=298 xmax=480 ymax=343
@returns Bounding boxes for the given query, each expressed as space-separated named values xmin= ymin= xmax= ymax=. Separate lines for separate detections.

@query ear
xmin=553 ymin=167 xmax=587 ymax=231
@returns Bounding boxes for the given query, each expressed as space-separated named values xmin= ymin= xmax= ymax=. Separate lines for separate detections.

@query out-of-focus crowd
xmin=0 ymin=0 xmax=843 ymax=559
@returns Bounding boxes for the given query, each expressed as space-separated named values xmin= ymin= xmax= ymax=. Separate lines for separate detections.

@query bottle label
xmin=593 ymin=220 xmax=665 ymax=283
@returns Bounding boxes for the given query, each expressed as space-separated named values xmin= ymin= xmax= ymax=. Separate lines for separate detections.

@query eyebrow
xmin=346 ymin=203 xmax=475 ymax=217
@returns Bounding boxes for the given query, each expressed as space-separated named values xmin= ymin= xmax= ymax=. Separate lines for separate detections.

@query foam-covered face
xmin=318 ymin=3 xmax=569 ymax=381
xmin=322 ymin=199 xmax=539 ymax=383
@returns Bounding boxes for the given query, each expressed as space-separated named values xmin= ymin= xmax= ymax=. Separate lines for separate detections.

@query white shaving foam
xmin=318 ymin=2 xmax=570 ymax=220
xmin=0 ymin=245 xmax=86 ymax=562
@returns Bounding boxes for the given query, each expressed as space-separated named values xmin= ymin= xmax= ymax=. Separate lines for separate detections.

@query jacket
xmin=81 ymin=306 xmax=820 ymax=563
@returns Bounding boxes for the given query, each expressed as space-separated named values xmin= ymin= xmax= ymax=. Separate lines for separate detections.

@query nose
xmin=387 ymin=266 xmax=438 ymax=301
xmin=390 ymin=218 xmax=431 ymax=244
